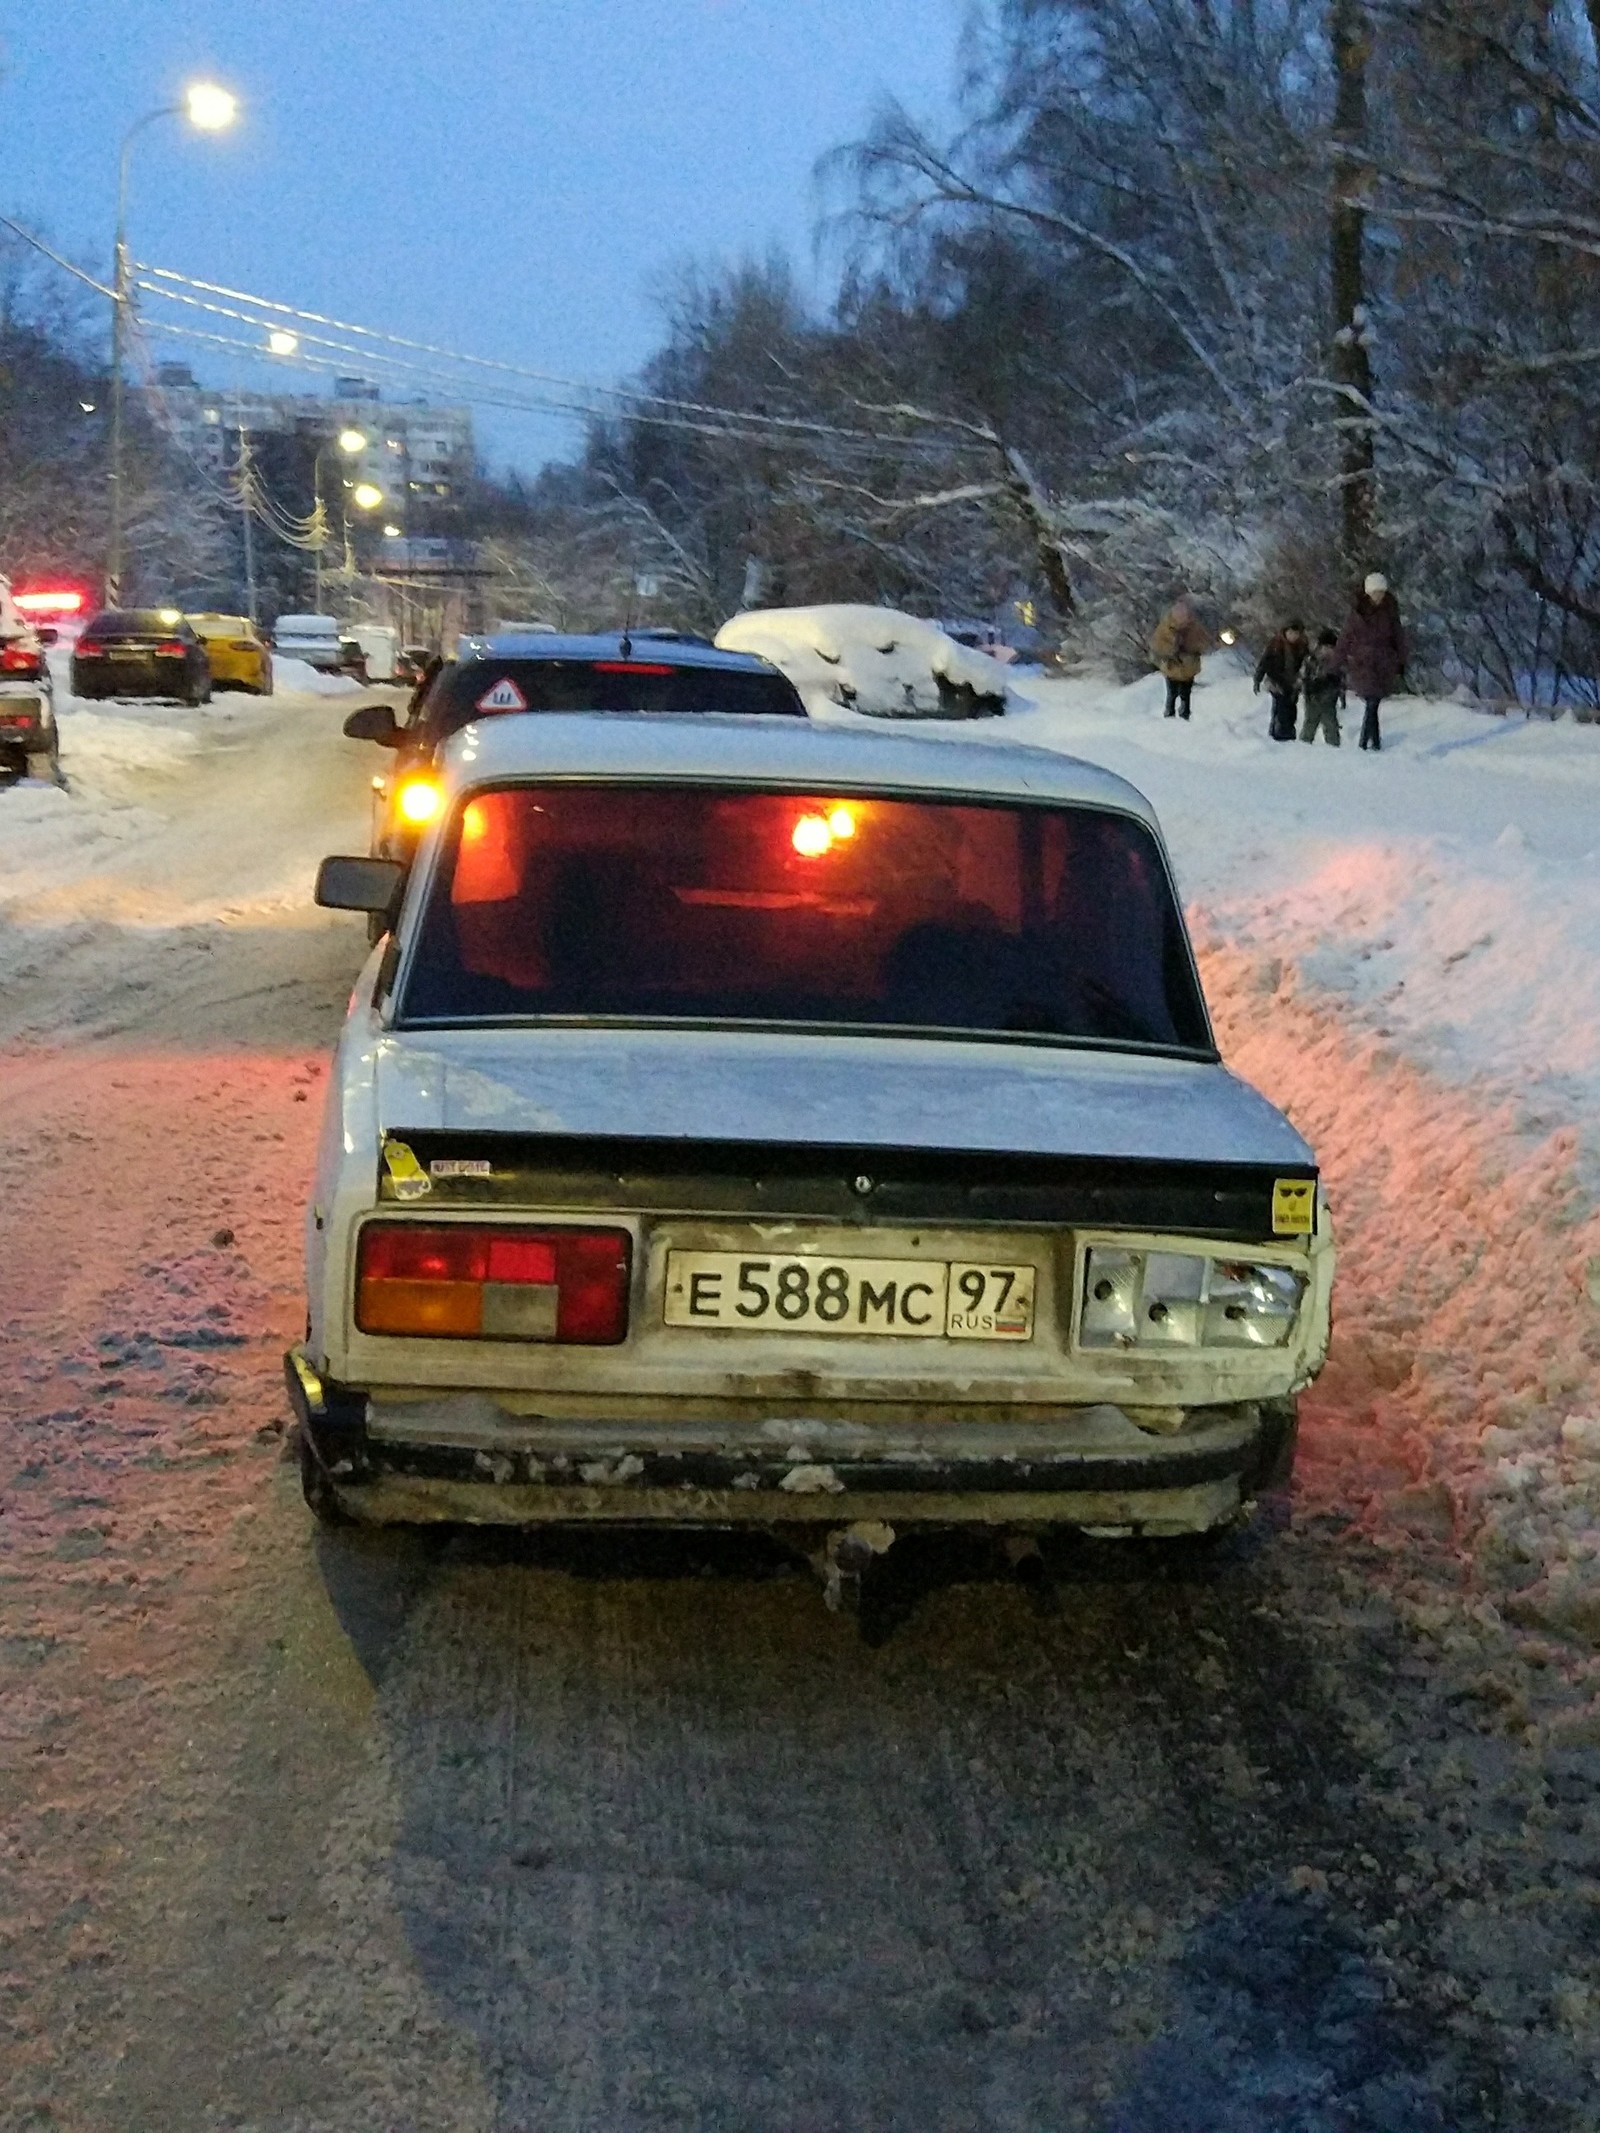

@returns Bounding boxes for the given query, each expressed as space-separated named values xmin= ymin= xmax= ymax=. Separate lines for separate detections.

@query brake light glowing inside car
xmin=789 ymin=805 xmax=859 ymax=856
xmin=397 ymin=776 xmax=443 ymax=825
xmin=591 ymin=660 xmax=675 ymax=675
xmin=356 ymin=1223 xmax=632 ymax=1342
xmin=155 ymin=640 xmax=187 ymax=658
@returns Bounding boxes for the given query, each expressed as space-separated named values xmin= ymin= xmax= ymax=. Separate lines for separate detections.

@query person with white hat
xmin=1334 ymin=573 xmax=1408 ymax=751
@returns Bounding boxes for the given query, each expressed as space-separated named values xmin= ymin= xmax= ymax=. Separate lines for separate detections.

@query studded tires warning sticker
xmin=1272 ymin=1177 xmax=1315 ymax=1235
xmin=476 ymin=676 xmax=528 ymax=712
xmin=383 ymin=1140 xmax=433 ymax=1201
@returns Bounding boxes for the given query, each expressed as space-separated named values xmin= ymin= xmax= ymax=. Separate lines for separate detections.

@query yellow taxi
xmin=186 ymin=614 xmax=273 ymax=695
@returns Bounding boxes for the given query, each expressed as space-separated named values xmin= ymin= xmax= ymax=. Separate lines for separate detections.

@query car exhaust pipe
xmin=813 ymin=1519 xmax=897 ymax=1613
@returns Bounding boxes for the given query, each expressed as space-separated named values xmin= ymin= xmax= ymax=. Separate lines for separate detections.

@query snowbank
xmin=895 ymin=662 xmax=1600 ymax=1598
xmin=715 ymin=604 xmax=1009 ymax=720
xmin=271 ymin=655 xmax=361 ymax=696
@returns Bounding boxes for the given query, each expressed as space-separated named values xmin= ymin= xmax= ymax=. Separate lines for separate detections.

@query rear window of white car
xmin=398 ymin=783 xmax=1212 ymax=1054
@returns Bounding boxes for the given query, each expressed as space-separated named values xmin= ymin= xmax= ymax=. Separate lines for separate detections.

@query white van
xmin=344 ymin=624 xmax=400 ymax=682
xmin=273 ymin=613 xmax=344 ymax=673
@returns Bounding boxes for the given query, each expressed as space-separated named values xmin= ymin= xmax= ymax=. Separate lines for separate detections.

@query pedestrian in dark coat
xmin=1299 ymin=629 xmax=1345 ymax=746
xmin=1334 ymin=574 xmax=1407 ymax=751
xmin=1254 ymin=621 xmax=1309 ymax=742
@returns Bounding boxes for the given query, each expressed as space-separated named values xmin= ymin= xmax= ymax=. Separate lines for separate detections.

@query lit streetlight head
xmin=185 ymin=82 xmax=237 ymax=131
xmin=338 ymin=428 xmax=368 ymax=454
xmin=351 ymin=483 xmax=384 ymax=511
xmin=267 ymin=329 xmax=299 ymax=357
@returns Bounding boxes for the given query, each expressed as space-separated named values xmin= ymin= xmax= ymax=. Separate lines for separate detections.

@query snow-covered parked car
xmin=715 ymin=604 xmax=1010 ymax=720
xmin=289 ymin=714 xmax=1332 ymax=1562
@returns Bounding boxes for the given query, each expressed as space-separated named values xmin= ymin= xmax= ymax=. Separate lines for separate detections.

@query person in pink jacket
xmin=1335 ymin=573 xmax=1407 ymax=752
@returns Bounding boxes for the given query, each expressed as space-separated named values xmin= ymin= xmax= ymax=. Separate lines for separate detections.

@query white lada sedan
xmin=289 ymin=714 xmax=1332 ymax=1550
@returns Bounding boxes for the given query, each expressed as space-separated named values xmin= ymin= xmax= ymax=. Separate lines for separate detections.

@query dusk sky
xmin=6 ymin=0 xmax=966 ymax=474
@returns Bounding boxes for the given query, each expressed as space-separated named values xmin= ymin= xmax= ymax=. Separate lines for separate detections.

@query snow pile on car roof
xmin=714 ymin=604 xmax=1008 ymax=720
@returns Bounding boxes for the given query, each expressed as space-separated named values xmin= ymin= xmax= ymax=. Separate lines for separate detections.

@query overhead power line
xmin=132 ymin=260 xmax=962 ymax=455
xmin=0 ymin=213 xmax=117 ymax=300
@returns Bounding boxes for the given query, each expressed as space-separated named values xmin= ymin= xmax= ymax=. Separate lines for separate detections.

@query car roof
xmin=456 ymin=631 xmax=782 ymax=677
xmin=438 ymin=712 xmax=1159 ymax=824
xmin=188 ymin=613 xmax=251 ymax=630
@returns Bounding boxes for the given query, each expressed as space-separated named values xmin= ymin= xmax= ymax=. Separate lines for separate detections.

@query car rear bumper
xmin=286 ymin=1347 xmax=1296 ymax=1534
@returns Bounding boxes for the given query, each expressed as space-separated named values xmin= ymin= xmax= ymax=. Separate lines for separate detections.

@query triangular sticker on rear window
xmin=476 ymin=676 xmax=528 ymax=712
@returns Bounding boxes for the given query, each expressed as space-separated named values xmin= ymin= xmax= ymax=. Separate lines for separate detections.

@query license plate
xmin=663 ymin=1251 xmax=1036 ymax=1340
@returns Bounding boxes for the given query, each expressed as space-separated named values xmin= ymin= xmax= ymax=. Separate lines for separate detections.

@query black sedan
xmin=71 ymin=609 xmax=212 ymax=705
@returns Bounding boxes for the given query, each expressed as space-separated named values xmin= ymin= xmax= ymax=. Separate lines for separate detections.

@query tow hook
xmin=816 ymin=1520 xmax=896 ymax=1613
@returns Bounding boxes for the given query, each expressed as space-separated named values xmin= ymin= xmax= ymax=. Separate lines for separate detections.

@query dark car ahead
xmin=342 ymin=631 xmax=808 ymax=874
xmin=71 ymin=609 xmax=212 ymax=706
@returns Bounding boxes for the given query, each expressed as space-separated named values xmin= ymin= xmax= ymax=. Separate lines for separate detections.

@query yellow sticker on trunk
xmin=1272 ymin=1178 xmax=1314 ymax=1235
xmin=383 ymin=1140 xmax=433 ymax=1201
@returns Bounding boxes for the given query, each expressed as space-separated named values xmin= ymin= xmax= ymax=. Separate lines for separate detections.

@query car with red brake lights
xmin=0 ymin=613 xmax=59 ymax=783
xmin=290 ymin=715 xmax=1332 ymax=1565
xmin=71 ymin=608 xmax=212 ymax=705
xmin=341 ymin=630 xmax=808 ymax=869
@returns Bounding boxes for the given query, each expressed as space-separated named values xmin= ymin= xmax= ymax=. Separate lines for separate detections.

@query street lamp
xmin=311 ymin=434 xmax=371 ymax=609
xmin=107 ymin=81 xmax=238 ymax=603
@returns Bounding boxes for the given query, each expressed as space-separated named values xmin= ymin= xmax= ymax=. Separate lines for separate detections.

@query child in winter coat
xmin=1299 ymin=629 xmax=1345 ymax=746
xmin=1149 ymin=597 xmax=1210 ymax=719
xmin=1253 ymin=621 xmax=1309 ymax=742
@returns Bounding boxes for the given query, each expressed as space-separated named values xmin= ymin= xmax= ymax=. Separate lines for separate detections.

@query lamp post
xmin=311 ymin=430 xmax=370 ymax=611
xmin=107 ymin=81 xmax=237 ymax=605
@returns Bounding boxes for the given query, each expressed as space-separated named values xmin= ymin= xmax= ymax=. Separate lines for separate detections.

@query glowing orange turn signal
xmin=397 ymin=777 xmax=442 ymax=826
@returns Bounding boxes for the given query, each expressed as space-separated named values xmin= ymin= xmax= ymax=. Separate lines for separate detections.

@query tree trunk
xmin=1329 ymin=0 xmax=1376 ymax=580
xmin=997 ymin=441 xmax=1077 ymax=620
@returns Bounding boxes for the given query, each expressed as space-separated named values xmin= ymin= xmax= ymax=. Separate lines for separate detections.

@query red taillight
xmin=155 ymin=640 xmax=186 ymax=658
xmin=591 ymin=660 xmax=675 ymax=674
xmin=74 ymin=642 xmax=104 ymax=657
xmin=355 ymin=1223 xmax=631 ymax=1343
xmin=0 ymin=645 xmax=39 ymax=673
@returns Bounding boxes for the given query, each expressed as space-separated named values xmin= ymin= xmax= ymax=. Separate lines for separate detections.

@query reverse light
xmin=792 ymin=813 xmax=834 ymax=858
xmin=396 ymin=777 xmax=442 ymax=825
xmin=1079 ymin=1247 xmax=1303 ymax=1351
xmin=356 ymin=1223 xmax=632 ymax=1342
xmin=827 ymin=806 xmax=856 ymax=840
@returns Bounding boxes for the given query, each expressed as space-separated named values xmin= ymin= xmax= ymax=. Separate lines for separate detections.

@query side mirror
xmin=342 ymin=701 xmax=401 ymax=746
xmin=36 ymin=627 xmax=58 ymax=647
xmin=315 ymin=855 xmax=405 ymax=915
